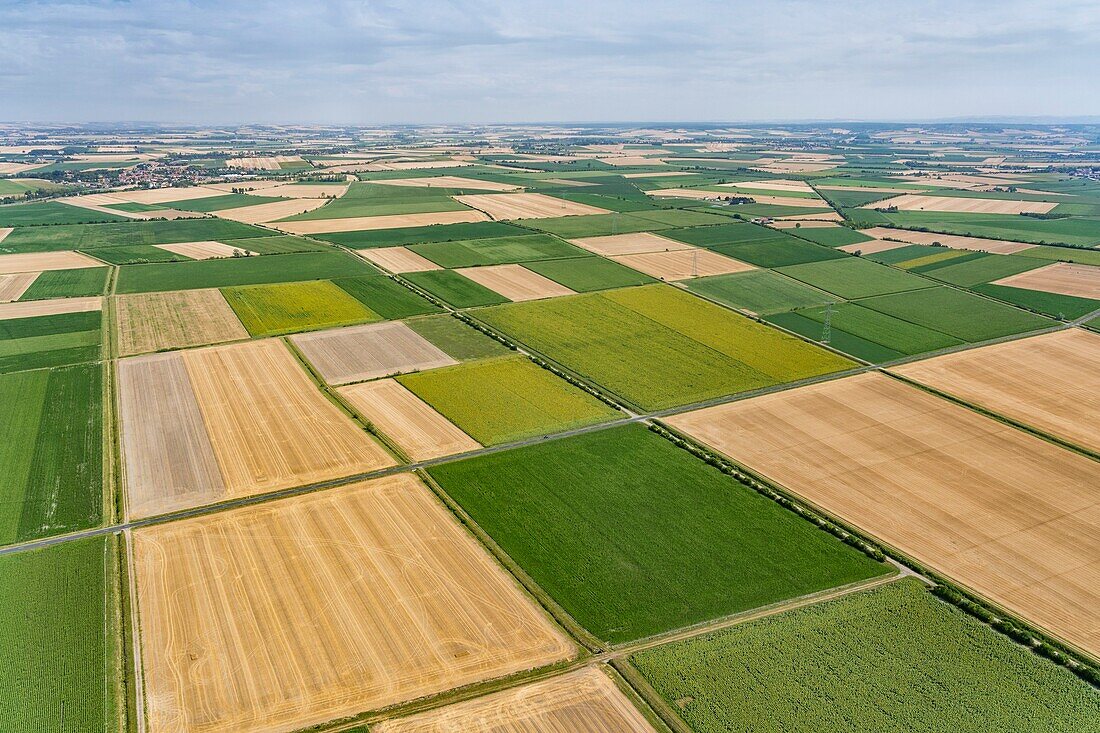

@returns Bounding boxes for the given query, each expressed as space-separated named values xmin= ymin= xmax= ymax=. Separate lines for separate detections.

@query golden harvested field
xmin=373 ymin=176 xmax=521 ymax=191
xmin=599 ymin=155 xmax=662 ymax=166
xmin=667 ymin=372 xmax=1100 ymax=657
xmin=838 ymin=238 xmax=911 ymax=255
xmin=456 ymin=264 xmax=576 ymax=301
xmin=291 ymin=321 xmax=457 ymax=384
xmin=454 ymin=192 xmax=609 ymax=220
xmin=890 ymin=329 xmax=1100 ymax=453
xmin=992 ymin=262 xmax=1100 ymax=298
xmin=0 ymin=250 xmax=103 ymax=274
xmin=621 ymin=171 xmax=687 ymax=178
xmin=133 ymin=474 xmax=575 ymax=733
xmin=205 ymin=180 xmax=285 ymax=193
xmin=568 ymin=232 xmax=691 ymax=256
xmin=115 ymin=289 xmax=248 ymax=356
xmin=0 ymin=162 xmax=44 ymax=175
xmin=153 ymin=240 xmax=257 ymax=259
xmin=816 ymin=185 xmax=916 ymax=194
xmin=215 ymin=197 xmax=327 ymax=224
xmin=0 ymin=295 xmax=101 ymax=320
xmin=376 ymin=667 xmax=655 ymax=733
xmin=358 ymin=246 xmax=442 ymax=273
xmin=610 ymin=249 xmax=754 ymax=280
xmin=226 ymin=155 xmax=300 ymax=170
xmin=720 ymin=179 xmax=815 ymax=193
xmin=338 ymin=378 xmax=480 ymax=460
xmin=275 ymin=209 xmax=489 ymax=235
xmin=118 ymin=352 xmax=227 ymax=518
xmin=183 ymin=339 xmax=394 ymax=496
xmin=119 ymin=186 xmax=226 ymax=204
xmin=0 ymin=227 xmax=11 ymax=243
xmin=861 ymin=194 xmax=1057 ymax=215
xmin=0 ymin=271 xmax=37 ymax=302
xmin=860 ymin=226 xmax=1037 ymax=254
xmin=754 ymin=161 xmax=839 ymax=174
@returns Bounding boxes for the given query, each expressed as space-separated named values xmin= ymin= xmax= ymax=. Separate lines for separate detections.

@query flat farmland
xmin=403 ymin=270 xmax=510 ymax=308
xmin=685 ymin=269 xmax=834 ymax=315
xmin=0 ymin=308 xmax=102 ymax=373
xmin=409 ymin=234 xmax=584 ymax=268
xmin=476 ymin=284 xmax=854 ymax=411
xmin=992 ymin=262 xmax=1100 ymax=299
xmin=568 ymin=232 xmax=692 ymax=256
xmin=860 ymin=226 xmax=1039 ymax=254
xmin=0 ymin=250 xmax=103 ymax=274
xmin=863 ymin=194 xmax=1057 ymax=215
xmin=376 ymin=667 xmax=656 ymax=733
xmin=0 ymin=272 xmax=36 ymax=302
xmin=523 ymin=256 xmax=655 ymax=292
xmin=275 ymin=210 xmax=490 ymax=235
xmin=153 ymin=240 xmax=256 ymax=259
xmin=776 ymin=257 xmax=933 ymax=299
xmin=610 ymin=248 xmax=754 ymax=280
xmin=338 ymin=378 xmax=481 ymax=460
xmin=399 ymin=355 xmax=620 ymax=445
xmin=1 ymin=218 xmax=268 ymax=251
xmin=0 ymin=363 xmax=102 ymax=544
xmin=133 ymin=474 xmax=574 ymax=733
xmin=118 ymin=339 xmax=394 ymax=517
xmin=632 ymin=579 xmax=1100 ymax=733
xmin=115 ymin=251 xmax=375 ymax=293
xmin=17 ymin=267 xmax=108 ymax=300
xmin=891 ymin=329 xmax=1100 ymax=452
xmin=358 ymin=246 xmax=442 ymax=272
xmin=115 ymin=288 xmax=248 ymax=356
xmin=222 ymin=280 xmax=379 ymax=337
xmin=291 ymin=321 xmax=457 ymax=384
xmin=428 ymin=425 xmax=887 ymax=643
xmin=667 ymin=372 xmax=1100 ymax=657
xmin=857 ymin=286 xmax=1055 ymax=342
xmin=455 ymin=192 xmax=610 ymax=219
xmin=0 ymin=536 xmax=120 ymax=733
xmin=456 ymin=264 xmax=576 ymax=301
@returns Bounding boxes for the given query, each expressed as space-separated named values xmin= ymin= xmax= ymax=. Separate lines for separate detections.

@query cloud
xmin=0 ymin=0 xmax=1096 ymax=123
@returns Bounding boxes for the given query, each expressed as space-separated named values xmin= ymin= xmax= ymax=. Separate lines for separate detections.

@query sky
xmin=1 ymin=0 xmax=1098 ymax=124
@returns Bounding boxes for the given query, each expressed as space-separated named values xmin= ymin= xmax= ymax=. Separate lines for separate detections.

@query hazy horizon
xmin=2 ymin=0 xmax=1098 ymax=125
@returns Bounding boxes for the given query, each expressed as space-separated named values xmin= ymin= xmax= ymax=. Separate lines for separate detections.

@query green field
xmin=279 ymin=181 xmax=469 ymax=220
xmin=220 ymin=234 xmax=330 ymax=255
xmin=788 ymin=225 xmax=875 ymax=247
xmin=164 ymin=193 xmax=287 ymax=212
xmin=0 ymin=536 xmax=120 ymax=732
xmin=857 ymin=286 xmax=1055 ymax=342
xmin=777 ymin=257 xmax=934 ymax=299
xmin=403 ymin=270 xmax=510 ymax=308
xmin=770 ymin=302 xmax=963 ymax=360
xmin=0 ymin=310 xmax=102 ymax=373
xmin=972 ymin=283 xmax=1099 ymax=319
xmin=0 ymin=178 xmax=67 ymax=197
xmin=405 ymin=314 xmax=511 ymax=360
xmin=0 ymin=201 xmax=128 ymax=227
xmin=399 ymin=355 xmax=619 ymax=444
xmin=312 ymin=220 xmax=528 ymax=248
xmin=408 ymin=234 xmax=584 ymax=268
xmin=428 ymin=425 xmax=888 ymax=643
xmin=476 ymin=284 xmax=855 ymax=411
xmin=881 ymin=211 xmax=1100 ymax=247
xmin=0 ymin=218 xmax=270 ymax=252
xmin=332 ymin=275 xmax=440 ymax=319
xmin=632 ymin=579 xmax=1100 ymax=732
xmin=0 ymin=363 xmax=102 ymax=544
xmin=222 ymin=280 xmax=379 ymax=336
xmin=916 ymin=252 xmax=1047 ymax=286
xmin=685 ymin=270 xmax=836 ymax=315
xmin=662 ymin=222 xmax=789 ymax=247
xmin=523 ymin=256 xmax=655 ymax=291
xmin=1014 ymin=244 xmax=1100 ymax=267
xmin=18 ymin=267 xmax=109 ymax=300
xmin=712 ymin=237 xmax=846 ymax=267
xmin=115 ymin=251 xmax=373 ymax=293
xmin=524 ymin=212 xmax=673 ymax=238
xmin=80 ymin=244 xmax=182 ymax=265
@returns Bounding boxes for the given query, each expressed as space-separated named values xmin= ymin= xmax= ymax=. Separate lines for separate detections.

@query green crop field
xmin=0 ymin=178 xmax=67 ymax=197
xmin=402 ymin=269 xmax=510 ymax=308
xmin=773 ymin=302 xmax=963 ymax=359
xmin=857 ymin=286 xmax=1055 ymax=342
xmin=0 ymin=218 xmax=270 ymax=252
xmin=0 ymin=363 xmax=102 ymax=544
xmin=428 ymin=425 xmax=888 ymax=643
xmin=523 ymin=256 xmax=655 ymax=291
xmin=114 ymin=250 xmax=373 ymax=293
xmin=312 ymin=220 xmax=527 ymax=248
xmin=524 ymin=212 xmax=673 ymax=238
xmin=662 ymin=222 xmax=789 ymax=247
xmin=916 ymin=252 xmax=1047 ymax=286
xmin=80 ymin=244 xmax=182 ymax=265
xmin=972 ymin=283 xmax=1099 ymax=319
xmin=789 ymin=226 xmax=875 ymax=247
xmin=332 ymin=275 xmax=440 ymax=319
xmin=278 ymin=182 xmax=469 ymax=220
xmin=224 ymin=234 xmax=331 ymax=254
xmin=712 ymin=236 xmax=846 ymax=267
xmin=0 ymin=201 xmax=128 ymax=227
xmin=222 ymin=280 xmax=379 ymax=336
xmin=476 ymin=284 xmax=854 ymax=411
xmin=164 ymin=193 xmax=287 ymax=212
xmin=880 ymin=211 xmax=1100 ymax=247
xmin=408 ymin=234 xmax=585 ymax=268
xmin=18 ymin=267 xmax=109 ymax=300
xmin=0 ymin=310 xmax=102 ymax=374
xmin=766 ymin=310 xmax=906 ymax=363
xmin=405 ymin=314 xmax=511 ymax=360
xmin=776 ymin=257 xmax=934 ymax=299
xmin=1014 ymin=244 xmax=1100 ymax=267
xmin=685 ymin=270 xmax=836 ymax=315
xmin=398 ymin=355 xmax=619 ymax=444
xmin=0 ymin=536 xmax=120 ymax=733
xmin=632 ymin=579 xmax=1100 ymax=733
